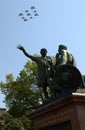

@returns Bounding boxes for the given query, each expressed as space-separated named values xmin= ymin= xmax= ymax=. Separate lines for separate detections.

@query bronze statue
xmin=50 ymin=45 xmax=83 ymax=99
xmin=55 ymin=44 xmax=77 ymax=67
xmin=17 ymin=44 xmax=84 ymax=102
xmin=17 ymin=44 xmax=53 ymax=100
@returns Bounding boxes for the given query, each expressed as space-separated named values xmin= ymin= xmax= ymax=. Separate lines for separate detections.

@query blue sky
xmin=0 ymin=0 xmax=85 ymax=108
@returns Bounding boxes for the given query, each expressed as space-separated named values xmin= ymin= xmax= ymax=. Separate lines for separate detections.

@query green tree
xmin=0 ymin=56 xmax=55 ymax=129
xmin=1 ymin=112 xmax=33 ymax=130
xmin=0 ymin=61 xmax=43 ymax=129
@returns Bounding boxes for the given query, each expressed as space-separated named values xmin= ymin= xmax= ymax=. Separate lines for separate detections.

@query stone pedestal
xmin=28 ymin=93 xmax=85 ymax=130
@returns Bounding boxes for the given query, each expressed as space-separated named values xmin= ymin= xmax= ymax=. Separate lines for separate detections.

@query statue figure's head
xmin=40 ymin=48 xmax=47 ymax=56
xmin=58 ymin=45 xmax=67 ymax=51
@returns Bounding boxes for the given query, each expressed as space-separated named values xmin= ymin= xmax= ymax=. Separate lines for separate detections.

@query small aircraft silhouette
xmin=29 ymin=16 xmax=33 ymax=19
xmin=21 ymin=17 xmax=24 ymax=19
xmin=30 ymin=6 xmax=35 ymax=10
xmin=23 ymin=19 xmax=28 ymax=21
xmin=25 ymin=10 xmax=29 ymax=13
xmin=33 ymin=10 xmax=37 ymax=13
xmin=26 ymin=13 xmax=31 ymax=16
xmin=19 ymin=13 xmax=23 ymax=16
xmin=34 ymin=13 xmax=39 ymax=16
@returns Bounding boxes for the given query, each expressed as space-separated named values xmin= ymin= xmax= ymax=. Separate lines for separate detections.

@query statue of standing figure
xmin=17 ymin=45 xmax=53 ymax=100
xmin=17 ymin=44 xmax=83 ymax=101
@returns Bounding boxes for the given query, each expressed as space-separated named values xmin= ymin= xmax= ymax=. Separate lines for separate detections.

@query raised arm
xmin=17 ymin=44 xmax=33 ymax=59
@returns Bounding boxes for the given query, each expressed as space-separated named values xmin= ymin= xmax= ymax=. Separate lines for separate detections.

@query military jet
xmin=23 ymin=18 xmax=28 ymax=21
xmin=21 ymin=16 xmax=24 ymax=19
xmin=29 ymin=16 xmax=33 ymax=19
xmin=26 ymin=13 xmax=31 ymax=16
xmin=25 ymin=10 xmax=29 ymax=13
xmin=33 ymin=10 xmax=37 ymax=13
xmin=30 ymin=6 xmax=35 ymax=10
xmin=19 ymin=13 xmax=23 ymax=16
xmin=34 ymin=13 xmax=39 ymax=16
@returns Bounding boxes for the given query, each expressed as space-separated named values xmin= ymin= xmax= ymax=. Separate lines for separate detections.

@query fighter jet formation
xmin=19 ymin=6 xmax=39 ymax=22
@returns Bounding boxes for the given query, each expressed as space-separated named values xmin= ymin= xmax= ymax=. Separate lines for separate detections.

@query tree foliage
xmin=0 ymin=56 xmax=55 ymax=129
xmin=2 ymin=112 xmax=33 ymax=130
xmin=0 ymin=61 xmax=43 ymax=129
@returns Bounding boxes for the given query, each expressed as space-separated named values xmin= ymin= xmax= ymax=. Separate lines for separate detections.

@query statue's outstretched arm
xmin=17 ymin=44 xmax=32 ymax=58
